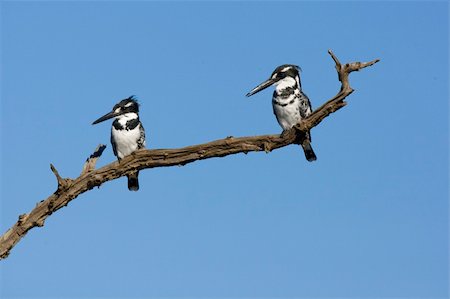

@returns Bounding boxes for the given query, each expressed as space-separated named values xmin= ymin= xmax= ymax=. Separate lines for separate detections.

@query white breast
xmin=112 ymin=127 xmax=141 ymax=159
xmin=111 ymin=113 xmax=141 ymax=159
xmin=273 ymin=77 xmax=302 ymax=130
xmin=273 ymin=99 xmax=302 ymax=130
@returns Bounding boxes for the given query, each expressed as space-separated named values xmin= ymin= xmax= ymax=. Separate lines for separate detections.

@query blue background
xmin=1 ymin=1 xmax=448 ymax=298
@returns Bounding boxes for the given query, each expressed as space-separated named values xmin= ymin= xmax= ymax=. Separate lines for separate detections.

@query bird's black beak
xmin=92 ymin=111 xmax=119 ymax=125
xmin=246 ymin=78 xmax=277 ymax=97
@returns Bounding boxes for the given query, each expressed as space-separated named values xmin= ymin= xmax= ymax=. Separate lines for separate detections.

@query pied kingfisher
xmin=92 ymin=96 xmax=146 ymax=191
xmin=246 ymin=64 xmax=317 ymax=162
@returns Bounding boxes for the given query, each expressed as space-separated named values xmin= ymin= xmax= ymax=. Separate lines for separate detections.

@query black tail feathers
xmin=127 ymin=172 xmax=139 ymax=191
xmin=301 ymin=140 xmax=317 ymax=162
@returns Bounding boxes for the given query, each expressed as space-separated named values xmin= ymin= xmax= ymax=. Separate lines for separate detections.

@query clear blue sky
xmin=1 ymin=1 xmax=448 ymax=298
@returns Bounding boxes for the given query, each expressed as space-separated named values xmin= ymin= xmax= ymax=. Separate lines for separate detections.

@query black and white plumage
xmin=246 ymin=64 xmax=317 ymax=161
xmin=92 ymin=96 xmax=146 ymax=191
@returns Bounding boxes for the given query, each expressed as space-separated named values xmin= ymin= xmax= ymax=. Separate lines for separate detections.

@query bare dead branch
xmin=81 ymin=144 xmax=107 ymax=175
xmin=0 ymin=51 xmax=380 ymax=260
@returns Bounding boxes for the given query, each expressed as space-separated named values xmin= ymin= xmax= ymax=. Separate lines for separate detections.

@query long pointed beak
xmin=246 ymin=78 xmax=277 ymax=97
xmin=92 ymin=111 xmax=118 ymax=125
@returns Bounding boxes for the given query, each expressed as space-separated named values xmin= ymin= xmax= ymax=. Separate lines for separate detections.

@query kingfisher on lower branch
xmin=246 ymin=64 xmax=317 ymax=162
xmin=92 ymin=96 xmax=146 ymax=191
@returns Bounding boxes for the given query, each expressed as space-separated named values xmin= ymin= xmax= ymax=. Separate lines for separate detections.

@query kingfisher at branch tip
xmin=246 ymin=64 xmax=317 ymax=162
xmin=92 ymin=96 xmax=146 ymax=191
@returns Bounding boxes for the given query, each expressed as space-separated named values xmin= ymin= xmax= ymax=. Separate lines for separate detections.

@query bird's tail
xmin=301 ymin=139 xmax=317 ymax=162
xmin=127 ymin=171 xmax=140 ymax=191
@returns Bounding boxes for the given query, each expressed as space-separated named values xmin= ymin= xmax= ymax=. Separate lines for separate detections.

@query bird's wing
xmin=298 ymin=91 xmax=312 ymax=119
xmin=138 ymin=124 xmax=146 ymax=149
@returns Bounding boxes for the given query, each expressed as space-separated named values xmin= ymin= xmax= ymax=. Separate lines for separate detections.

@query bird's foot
xmin=280 ymin=130 xmax=290 ymax=139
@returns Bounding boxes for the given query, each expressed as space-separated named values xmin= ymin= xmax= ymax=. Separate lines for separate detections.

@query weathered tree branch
xmin=0 ymin=50 xmax=379 ymax=259
xmin=81 ymin=144 xmax=107 ymax=175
